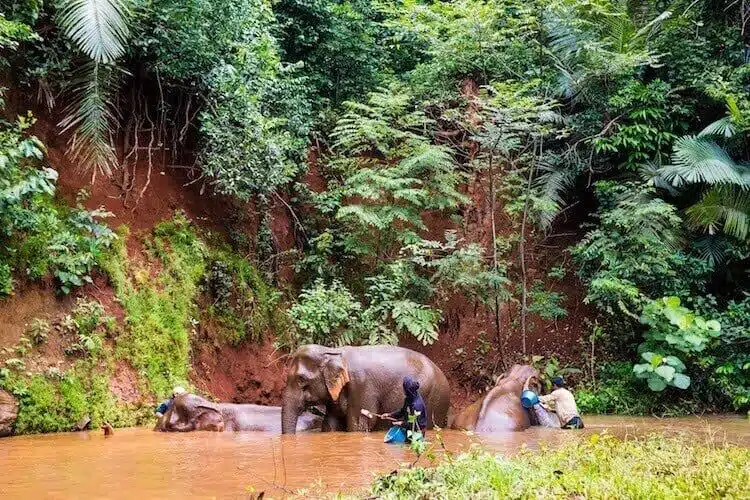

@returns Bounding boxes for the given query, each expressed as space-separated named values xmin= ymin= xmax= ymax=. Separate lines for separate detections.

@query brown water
xmin=1 ymin=415 xmax=747 ymax=499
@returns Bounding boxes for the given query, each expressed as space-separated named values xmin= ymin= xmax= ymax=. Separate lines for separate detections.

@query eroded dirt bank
xmin=0 ymin=111 xmax=593 ymax=426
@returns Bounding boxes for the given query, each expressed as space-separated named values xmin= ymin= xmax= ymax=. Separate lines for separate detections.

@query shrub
xmin=575 ymin=362 xmax=700 ymax=416
xmin=115 ymin=213 xmax=205 ymax=396
xmin=62 ymin=299 xmax=113 ymax=358
xmin=6 ymin=366 xmax=141 ymax=434
xmin=26 ymin=318 xmax=50 ymax=344
xmin=288 ymin=279 xmax=365 ymax=348
xmin=367 ymin=434 xmax=750 ymax=499
xmin=206 ymin=253 xmax=283 ymax=345
xmin=0 ymin=112 xmax=115 ymax=296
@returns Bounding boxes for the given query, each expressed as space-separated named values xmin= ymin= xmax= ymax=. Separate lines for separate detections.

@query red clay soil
xmin=109 ymin=360 xmax=142 ymax=404
xmin=191 ymin=337 xmax=287 ymax=405
xmin=0 ymin=102 xmax=593 ymax=413
xmin=0 ymin=279 xmax=72 ymax=352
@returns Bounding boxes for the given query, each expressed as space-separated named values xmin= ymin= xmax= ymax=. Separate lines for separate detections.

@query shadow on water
xmin=0 ymin=415 xmax=747 ymax=498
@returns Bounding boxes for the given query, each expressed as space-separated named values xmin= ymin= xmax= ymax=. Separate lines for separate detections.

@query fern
xmin=390 ymin=300 xmax=439 ymax=345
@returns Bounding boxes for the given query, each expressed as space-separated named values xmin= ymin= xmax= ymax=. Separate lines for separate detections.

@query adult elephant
xmin=156 ymin=393 xmax=322 ymax=432
xmin=281 ymin=344 xmax=450 ymax=434
xmin=452 ymin=364 xmax=552 ymax=432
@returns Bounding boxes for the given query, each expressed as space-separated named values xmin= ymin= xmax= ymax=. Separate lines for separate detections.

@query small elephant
xmin=281 ymin=344 xmax=450 ymax=434
xmin=156 ymin=393 xmax=322 ymax=432
xmin=452 ymin=364 xmax=546 ymax=432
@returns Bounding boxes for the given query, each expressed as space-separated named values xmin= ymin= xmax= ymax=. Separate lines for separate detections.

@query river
xmin=1 ymin=415 xmax=747 ymax=498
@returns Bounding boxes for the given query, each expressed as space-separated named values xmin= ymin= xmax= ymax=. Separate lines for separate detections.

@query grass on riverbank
xmin=358 ymin=434 xmax=749 ymax=499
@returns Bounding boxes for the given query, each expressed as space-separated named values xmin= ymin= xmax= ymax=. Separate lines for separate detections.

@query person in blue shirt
xmin=385 ymin=376 xmax=427 ymax=441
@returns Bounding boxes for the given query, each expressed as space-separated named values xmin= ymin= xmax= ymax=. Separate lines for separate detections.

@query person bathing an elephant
xmin=155 ymin=387 xmax=186 ymax=418
xmin=383 ymin=376 xmax=427 ymax=441
xmin=539 ymin=377 xmax=583 ymax=429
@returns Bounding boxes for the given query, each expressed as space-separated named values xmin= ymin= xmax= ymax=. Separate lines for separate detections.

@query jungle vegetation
xmin=0 ymin=0 xmax=748 ymax=426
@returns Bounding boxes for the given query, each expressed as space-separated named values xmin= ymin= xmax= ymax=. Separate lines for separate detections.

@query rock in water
xmin=75 ymin=415 xmax=92 ymax=431
xmin=0 ymin=389 xmax=18 ymax=437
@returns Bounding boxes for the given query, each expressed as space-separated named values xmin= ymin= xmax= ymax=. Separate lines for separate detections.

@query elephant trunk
xmin=281 ymin=391 xmax=302 ymax=434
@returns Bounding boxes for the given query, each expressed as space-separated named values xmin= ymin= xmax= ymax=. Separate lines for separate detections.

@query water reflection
xmin=0 ymin=415 xmax=746 ymax=499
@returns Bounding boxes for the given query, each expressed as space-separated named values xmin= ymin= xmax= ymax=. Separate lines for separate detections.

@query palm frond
xmin=639 ymin=161 xmax=679 ymax=196
xmin=692 ymin=235 xmax=730 ymax=267
xmin=698 ymin=117 xmax=736 ymax=138
xmin=633 ymin=10 xmax=672 ymax=39
xmin=58 ymin=61 xmax=121 ymax=175
xmin=661 ymin=136 xmax=748 ymax=187
xmin=57 ymin=0 xmax=131 ymax=63
xmin=686 ymin=185 xmax=750 ymax=241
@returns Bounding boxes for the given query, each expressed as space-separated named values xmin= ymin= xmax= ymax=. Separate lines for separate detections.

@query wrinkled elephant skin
xmin=451 ymin=364 xmax=542 ymax=432
xmin=156 ymin=393 xmax=321 ymax=433
xmin=281 ymin=344 xmax=451 ymax=434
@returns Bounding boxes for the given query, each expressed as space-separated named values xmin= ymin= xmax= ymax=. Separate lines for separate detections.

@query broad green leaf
xmin=633 ymin=364 xmax=650 ymax=375
xmin=684 ymin=333 xmax=705 ymax=346
xmin=705 ymin=320 xmax=721 ymax=332
xmin=647 ymin=376 xmax=667 ymax=391
xmin=672 ymin=373 xmax=691 ymax=389
xmin=664 ymin=296 xmax=680 ymax=308
xmin=641 ymin=352 xmax=656 ymax=363
xmin=650 ymin=354 xmax=663 ymax=368
xmin=654 ymin=365 xmax=675 ymax=382
xmin=664 ymin=356 xmax=686 ymax=371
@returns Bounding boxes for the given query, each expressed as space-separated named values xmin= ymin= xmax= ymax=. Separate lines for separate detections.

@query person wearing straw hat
xmin=155 ymin=386 xmax=187 ymax=418
xmin=539 ymin=377 xmax=583 ymax=429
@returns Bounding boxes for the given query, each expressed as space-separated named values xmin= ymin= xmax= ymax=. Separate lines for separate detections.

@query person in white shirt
xmin=539 ymin=377 xmax=584 ymax=429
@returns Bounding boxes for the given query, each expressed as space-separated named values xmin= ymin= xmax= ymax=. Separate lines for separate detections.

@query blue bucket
xmin=384 ymin=426 xmax=407 ymax=444
xmin=521 ymin=390 xmax=539 ymax=409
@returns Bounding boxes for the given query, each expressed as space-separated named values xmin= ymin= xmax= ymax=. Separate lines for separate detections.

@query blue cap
xmin=552 ymin=376 xmax=564 ymax=387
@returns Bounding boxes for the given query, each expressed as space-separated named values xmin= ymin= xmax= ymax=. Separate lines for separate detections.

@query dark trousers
xmin=563 ymin=416 xmax=584 ymax=429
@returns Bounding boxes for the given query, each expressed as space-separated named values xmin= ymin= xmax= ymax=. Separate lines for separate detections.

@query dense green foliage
xmin=364 ymin=434 xmax=750 ymax=499
xmin=3 ymin=0 xmax=749 ymax=418
xmin=0 ymin=110 xmax=115 ymax=296
xmin=1 ymin=298 xmax=145 ymax=433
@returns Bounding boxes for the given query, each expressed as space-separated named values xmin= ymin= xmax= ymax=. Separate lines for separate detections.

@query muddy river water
xmin=1 ymin=415 xmax=747 ymax=498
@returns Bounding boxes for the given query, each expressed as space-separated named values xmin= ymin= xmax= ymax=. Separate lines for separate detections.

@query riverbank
xmin=358 ymin=433 xmax=750 ymax=499
xmin=0 ymin=416 xmax=746 ymax=498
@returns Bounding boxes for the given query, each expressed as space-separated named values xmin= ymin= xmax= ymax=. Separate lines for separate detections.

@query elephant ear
xmin=322 ymin=354 xmax=350 ymax=402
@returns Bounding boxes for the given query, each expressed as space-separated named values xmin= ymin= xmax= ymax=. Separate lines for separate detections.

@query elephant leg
xmin=346 ymin=396 xmax=380 ymax=432
xmin=322 ymin=414 xmax=346 ymax=432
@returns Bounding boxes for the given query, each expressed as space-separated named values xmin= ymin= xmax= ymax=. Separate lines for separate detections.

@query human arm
xmin=538 ymin=392 xmax=557 ymax=411
xmin=538 ymin=392 xmax=557 ymax=404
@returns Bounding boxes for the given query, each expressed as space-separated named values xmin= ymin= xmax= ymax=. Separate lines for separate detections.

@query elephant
xmin=281 ymin=344 xmax=451 ymax=434
xmin=155 ymin=393 xmax=322 ymax=432
xmin=451 ymin=364 xmax=554 ymax=432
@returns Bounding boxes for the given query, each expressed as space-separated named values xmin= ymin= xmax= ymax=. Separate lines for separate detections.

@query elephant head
xmin=494 ymin=364 xmax=540 ymax=394
xmin=164 ymin=393 xmax=225 ymax=432
xmin=282 ymin=345 xmax=349 ymax=434
xmin=453 ymin=364 xmax=541 ymax=432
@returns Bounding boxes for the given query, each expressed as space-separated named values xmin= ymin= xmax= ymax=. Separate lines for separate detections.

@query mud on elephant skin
xmin=281 ymin=344 xmax=451 ymax=434
xmin=451 ymin=364 xmax=546 ymax=432
xmin=155 ymin=393 xmax=322 ymax=433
